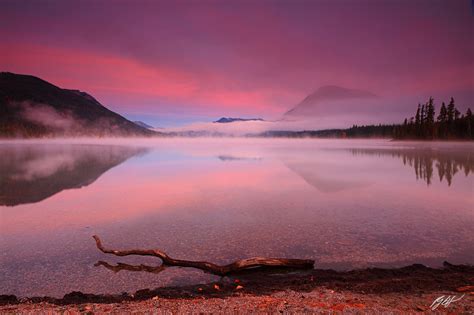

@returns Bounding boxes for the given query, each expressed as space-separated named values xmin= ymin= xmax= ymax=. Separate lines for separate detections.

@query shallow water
xmin=1 ymin=138 xmax=473 ymax=297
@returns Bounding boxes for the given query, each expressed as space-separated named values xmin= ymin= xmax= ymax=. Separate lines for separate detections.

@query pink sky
xmin=0 ymin=0 xmax=472 ymax=127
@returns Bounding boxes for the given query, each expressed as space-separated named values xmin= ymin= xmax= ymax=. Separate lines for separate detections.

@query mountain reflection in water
xmin=0 ymin=144 xmax=147 ymax=206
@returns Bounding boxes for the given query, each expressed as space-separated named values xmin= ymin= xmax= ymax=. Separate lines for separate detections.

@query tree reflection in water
xmin=350 ymin=148 xmax=473 ymax=186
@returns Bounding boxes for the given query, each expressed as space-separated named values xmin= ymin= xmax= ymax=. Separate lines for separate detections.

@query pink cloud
xmin=0 ymin=0 xmax=472 ymax=123
xmin=1 ymin=43 xmax=293 ymax=117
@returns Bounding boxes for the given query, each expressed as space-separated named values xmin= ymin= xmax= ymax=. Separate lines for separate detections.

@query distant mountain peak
xmin=214 ymin=117 xmax=264 ymax=123
xmin=285 ymin=85 xmax=378 ymax=117
xmin=303 ymin=85 xmax=377 ymax=102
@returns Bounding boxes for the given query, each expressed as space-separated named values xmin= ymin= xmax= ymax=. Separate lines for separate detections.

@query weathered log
xmin=93 ymin=235 xmax=314 ymax=276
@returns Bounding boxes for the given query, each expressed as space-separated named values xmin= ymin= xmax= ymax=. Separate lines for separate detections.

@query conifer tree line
xmin=393 ymin=97 xmax=473 ymax=139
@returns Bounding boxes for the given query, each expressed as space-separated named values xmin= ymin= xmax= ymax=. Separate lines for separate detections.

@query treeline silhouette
xmin=259 ymin=97 xmax=472 ymax=140
xmin=350 ymin=148 xmax=474 ymax=186
xmin=343 ymin=124 xmax=396 ymax=138
xmin=258 ymin=125 xmax=397 ymax=138
xmin=393 ymin=97 xmax=473 ymax=140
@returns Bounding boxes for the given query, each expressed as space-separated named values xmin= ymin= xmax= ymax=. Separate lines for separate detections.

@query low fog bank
xmin=2 ymin=101 xmax=155 ymax=138
xmin=163 ymin=115 xmax=400 ymax=137
xmin=18 ymin=101 xmax=124 ymax=134
xmin=2 ymin=136 xmax=473 ymax=153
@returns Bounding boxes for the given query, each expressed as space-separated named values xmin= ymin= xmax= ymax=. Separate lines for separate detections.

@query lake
xmin=1 ymin=138 xmax=473 ymax=297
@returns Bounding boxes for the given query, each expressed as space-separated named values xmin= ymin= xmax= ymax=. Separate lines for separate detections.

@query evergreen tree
xmin=447 ymin=97 xmax=455 ymax=123
xmin=446 ymin=98 xmax=456 ymax=137
xmin=454 ymin=109 xmax=460 ymax=120
xmin=415 ymin=104 xmax=421 ymax=126
xmin=421 ymin=104 xmax=426 ymax=125
xmin=466 ymin=108 xmax=473 ymax=138
xmin=438 ymin=102 xmax=447 ymax=122
xmin=426 ymin=97 xmax=435 ymax=138
xmin=426 ymin=98 xmax=435 ymax=124
xmin=437 ymin=102 xmax=447 ymax=138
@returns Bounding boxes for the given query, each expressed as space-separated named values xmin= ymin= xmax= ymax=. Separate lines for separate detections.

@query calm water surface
xmin=1 ymin=139 xmax=473 ymax=297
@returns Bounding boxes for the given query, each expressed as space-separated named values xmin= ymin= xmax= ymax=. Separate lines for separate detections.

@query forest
xmin=393 ymin=97 xmax=473 ymax=140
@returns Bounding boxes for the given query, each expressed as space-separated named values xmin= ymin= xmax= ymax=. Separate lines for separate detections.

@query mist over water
xmin=0 ymin=138 xmax=473 ymax=297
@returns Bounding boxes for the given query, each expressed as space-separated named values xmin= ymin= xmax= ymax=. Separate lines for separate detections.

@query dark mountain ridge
xmin=133 ymin=121 xmax=155 ymax=129
xmin=0 ymin=72 xmax=157 ymax=137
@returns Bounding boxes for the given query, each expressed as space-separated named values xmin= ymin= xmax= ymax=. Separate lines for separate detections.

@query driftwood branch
xmin=93 ymin=235 xmax=314 ymax=276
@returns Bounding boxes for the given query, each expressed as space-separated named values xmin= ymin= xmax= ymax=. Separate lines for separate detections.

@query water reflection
xmin=1 ymin=140 xmax=473 ymax=298
xmin=217 ymin=155 xmax=262 ymax=162
xmin=0 ymin=144 xmax=147 ymax=206
xmin=95 ymin=261 xmax=166 ymax=275
xmin=349 ymin=148 xmax=474 ymax=186
xmin=283 ymin=160 xmax=367 ymax=193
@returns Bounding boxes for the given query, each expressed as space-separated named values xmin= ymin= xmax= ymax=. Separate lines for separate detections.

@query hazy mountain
xmin=133 ymin=121 xmax=154 ymax=129
xmin=0 ymin=144 xmax=148 ymax=206
xmin=214 ymin=117 xmax=264 ymax=123
xmin=0 ymin=72 xmax=157 ymax=137
xmin=284 ymin=85 xmax=378 ymax=118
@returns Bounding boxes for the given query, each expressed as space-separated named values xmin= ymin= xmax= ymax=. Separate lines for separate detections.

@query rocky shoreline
xmin=1 ymin=262 xmax=473 ymax=313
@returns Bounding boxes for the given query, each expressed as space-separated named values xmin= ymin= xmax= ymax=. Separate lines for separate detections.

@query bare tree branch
xmin=93 ymin=235 xmax=314 ymax=276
